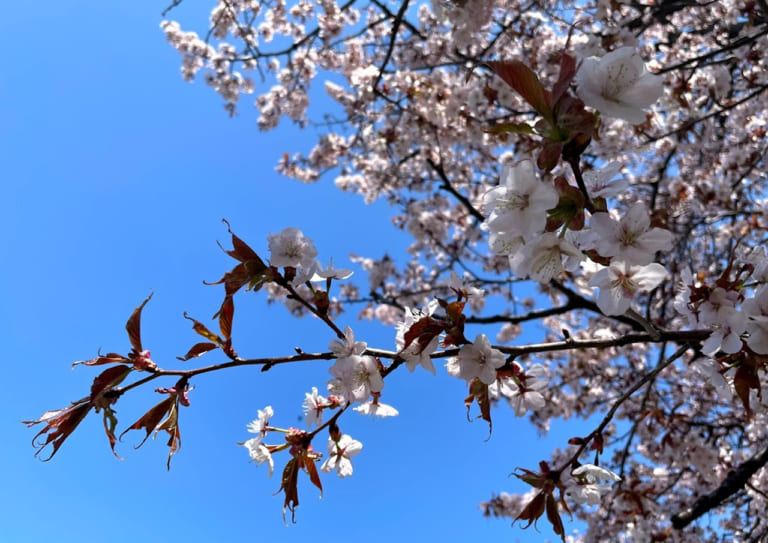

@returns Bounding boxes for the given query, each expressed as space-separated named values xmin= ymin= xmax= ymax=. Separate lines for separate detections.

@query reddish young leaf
xmin=101 ymin=405 xmax=121 ymax=459
xmin=71 ymin=353 xmax=129 ymax=368
xmin=546 ymin=492 xmax=566 ymax=542
xmin=217 ymin=295 xmax=234 ymax=341
xmin=24 ymin=400 xmax=92 ymax=461
xmin=486 ymin=61 xmax=553 ymax=123
xmin=401 ymin=316 xmax=446 ymax=353
xmin=551 ymin=52 xmax=577 ymax=105
xmin=221 ymin=219 xmax=263 ymax=263
xmin=484 ymin=121 xmax=536 ymax=136
xmin=89 ymin=364 xmax=132 ymax=405
xmin=734 ymin=362 xmax=761 ymax=417
xmin=514 ymin=490 xmax=547 ymax=529
xmin=279 ymin=457 xmax=301 ymax=524
xmin=155 ymin=404 xmax=181 ymax=470
xmin=464 ymin=378 xmax=493 ymax=437
xmin=443 ymin=300 xmax=466 ymax=324
xmin=120 ymin=396 xmax=175 ymax=449
xmin=176 ymin=341 xmax=219 ymax=361
xmin=183 ymin=312 xmax=223 ymax=344
xmin=126 ymin=293 xmax=153 ymax=353
xmin=300 ymin=451 xmax=324 ymax=497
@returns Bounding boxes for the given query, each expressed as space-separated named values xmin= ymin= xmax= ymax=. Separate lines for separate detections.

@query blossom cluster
xmin=95 ymin=0 xmax=768 ymax=539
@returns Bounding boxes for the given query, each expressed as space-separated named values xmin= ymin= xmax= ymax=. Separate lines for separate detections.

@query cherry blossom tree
xmin=25 ymin=0 xmax=768 ymax=541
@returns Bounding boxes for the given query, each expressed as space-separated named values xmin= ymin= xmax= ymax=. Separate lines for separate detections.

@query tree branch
xmin=671 ymin=442 xmax=768 ymax=530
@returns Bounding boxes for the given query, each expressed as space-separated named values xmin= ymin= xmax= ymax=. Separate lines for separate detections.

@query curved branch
xmin=671 ymin=442 xmax=768 ymax=529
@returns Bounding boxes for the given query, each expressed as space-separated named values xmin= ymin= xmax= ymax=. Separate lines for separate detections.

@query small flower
xmin=267 ymin=227 xmax=318 ymax=269
xmin=447 ymin=334 xmax=506 ymax=385
xmin=512 ymin=233 xmax=583 ymax=283
xmin=329 ymin=326 xmax=367 ymax=358
xmin=483 ymin=160 xmax=558 ymax=240
xmin=328 ymin=354 xmax=384 ymax=404
xmin=743 ymin=286 xmax=768 ymax=354
xmin=246 ymin=405 xmax=274 ymax=445
xmin=589 ymin=262 xmax=667 ymax=316
xmin=321 ymin=434 xmax=363 ymax=478
xmin=565 ymin=464 xmax=622 ymax=506
xmin=492 ymin=363 xmax=548 ymax=416
xmin=243 ymin=440 xmax=274 ymax=477
xmin=583 ymin=161 xmax=629 ymax=199
xmin=447 ymin=271 xmax=485 ymax=305
xmin=354 ymin=396 xmax=399 ymax=418
xmin=310 ymin=258 xmax=353 ymax=281
xmin=575 ymin=47 xmax=664 ymax=124
xmin=303 ymin=387 xmax=327 ymax=428
xmin=589 ymin=204 xmax=673 ymax=265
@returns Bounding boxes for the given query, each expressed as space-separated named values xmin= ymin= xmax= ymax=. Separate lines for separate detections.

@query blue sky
xmin=1 ymin=2 xmax=588 ymax=541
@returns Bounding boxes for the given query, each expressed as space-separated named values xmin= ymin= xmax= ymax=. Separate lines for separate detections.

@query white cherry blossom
xmin=321 ymin=434 xmax=363 ymax=478
xmin=446 ymin=334 xmax=506 ymax=385
xmin=575 ymin=47 xmax=664 ymax=124
xmin=565 ymin=464 xmax=621 ymax=506
xmin=589 ymin=262 xmax=667 ymax=316
xmin=267 ymin=227 xmax=318 ymax=269
xmin=302 ymin=387 xmax=327 ymax=428
xmin=589 ymin=203 xmax=674 ymax=265
xmin=483 ymin=160 xmax=558 ymax=240
xmin=245 ymin=405 xmax=274 ymax=445
xmin=243 ymin=440 xmax=274 ymax=477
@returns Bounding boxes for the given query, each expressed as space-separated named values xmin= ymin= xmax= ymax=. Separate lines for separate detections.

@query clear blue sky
xmin=1 ymin=2 xmax=587 ymax=541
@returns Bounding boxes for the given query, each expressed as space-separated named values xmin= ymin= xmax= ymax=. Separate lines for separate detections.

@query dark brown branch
xmin=671 ymin=443 xmax=768 ymax=530
xmin=372 ymin=0 xmax=410 ymax=92
xmin=427 ymin=158 xmax=486 ymax=223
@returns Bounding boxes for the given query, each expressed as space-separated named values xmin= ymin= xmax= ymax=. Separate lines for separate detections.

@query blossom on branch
xmin=447 ymin=334 xmax=506 ymax=385
xmin=575 ymin=47 xmax=663 ymax=124
xmin=564 ymin=464 xmax=621 ymax=506
xmin=321 ymin=433 xmax=362 ymax=478
xmin=245 ymin=405 xmax=274 ymax=446
xmin=328 ymin=353 xmax=384 ymax=404
xmin=303 ymin=387 xmax=328 ymax=428
xmin=483 ymin=160 xmax=558 ymax=240
xmin=267 ymin=227 xmax=318 ymax=269
xmin=589 ymin=203 xmax=673 ymax=265
xmin=243 ymin=440 xmax=275 ymax=477
xmin=588 ymin=262 xmax=667 ymax=316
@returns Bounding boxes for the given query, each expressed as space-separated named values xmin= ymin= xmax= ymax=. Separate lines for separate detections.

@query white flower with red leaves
xmin=395 ymin=302 xmax=440 ymax=375
xmin=575 ymin=47 xmax=663 ymax=124
xmin=321 ymin=434 xmax=363 ymax=478
xmin=491 ymin=362 xmax=548 ymax=416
